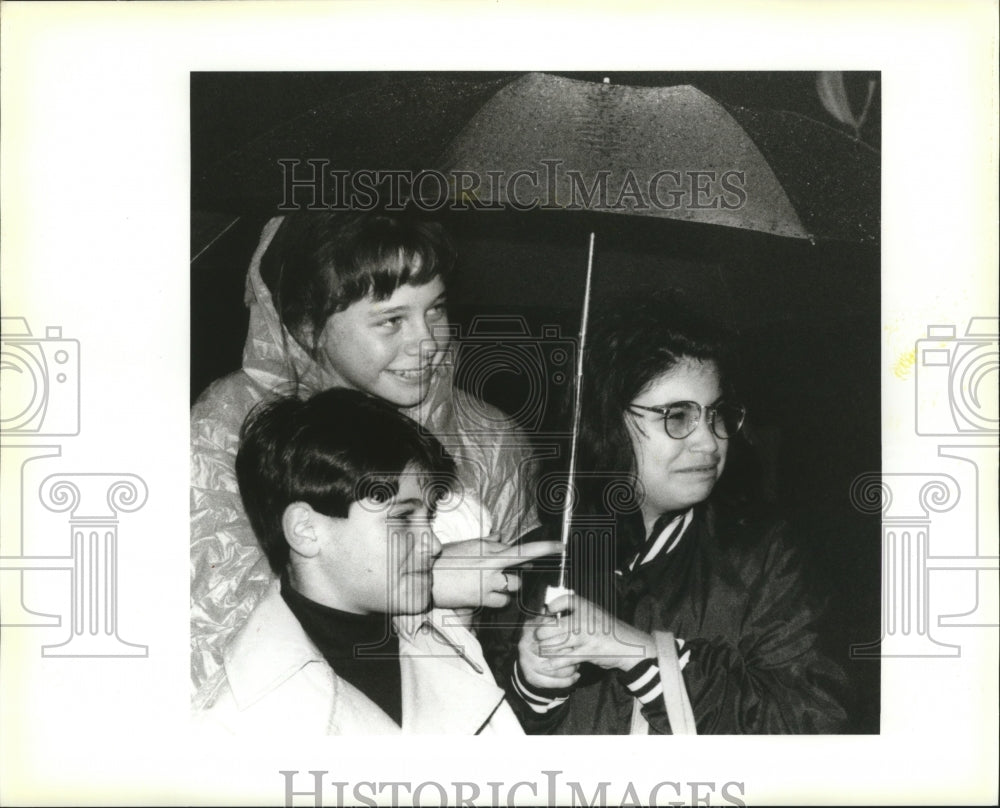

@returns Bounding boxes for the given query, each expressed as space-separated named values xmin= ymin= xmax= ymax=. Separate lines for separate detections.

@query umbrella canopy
xmin=434 ymin=73 xmax=878 ymax=242
xmin=191 ymin=72 xmax=880 ymax=397
xmin=194 ymin=72 xmax=878 ymax=243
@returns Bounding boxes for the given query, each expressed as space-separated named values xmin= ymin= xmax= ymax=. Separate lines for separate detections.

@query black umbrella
xmin=192 ymin=71 xmax=879 ymax=372
xmin=393 ymin=73 xmax=877 ymax=590
xmin=194 ymin=71 xmax=878 ymax=243
xmin=432 ymin=72 xmax=877 ymax=242
xmin=192 ymin=71 xmax=879 ymax=430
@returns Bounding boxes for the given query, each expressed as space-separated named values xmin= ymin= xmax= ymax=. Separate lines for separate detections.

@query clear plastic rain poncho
xmin=190 ymin=218 xmax=538 ymax=694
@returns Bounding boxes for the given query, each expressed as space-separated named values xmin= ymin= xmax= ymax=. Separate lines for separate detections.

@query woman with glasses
xmin=485 ymin=297 xmax=848 ymax=734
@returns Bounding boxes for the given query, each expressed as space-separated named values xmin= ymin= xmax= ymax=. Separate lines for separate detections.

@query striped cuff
xmin=619 ymin=658 xmax=664 ymax=705
xmin=619 ymin=639 xmax=690 ymax=705
xmin=511 ymin=662 xmax=571 ymax=714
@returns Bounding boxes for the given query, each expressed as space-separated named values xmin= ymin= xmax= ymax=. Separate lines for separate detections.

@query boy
xmin=195 ymin=388 xmax=523 ymax=735
xmin=190 ymin=210 xmax=553 ymax=694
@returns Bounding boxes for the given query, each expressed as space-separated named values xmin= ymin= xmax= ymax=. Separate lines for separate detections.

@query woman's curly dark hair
xmin=541 ymin=292 xmax=760 ymax=568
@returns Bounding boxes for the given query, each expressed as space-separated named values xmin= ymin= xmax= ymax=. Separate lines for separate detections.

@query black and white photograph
xmin=1 ymin=2 xmax=997 ymax=806
xmin=189 ymin=71 xmax=882 ymax=739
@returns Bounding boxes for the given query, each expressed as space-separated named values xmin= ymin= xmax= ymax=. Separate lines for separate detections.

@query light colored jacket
xmin=190 ymin=218 xmax=539 ymax=694
xmin=194 ymin=582 xmax=524 ymax=735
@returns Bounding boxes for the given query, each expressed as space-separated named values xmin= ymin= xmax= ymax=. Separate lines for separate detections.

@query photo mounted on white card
xmin=1 ymin=2 xmax=997 ymax=806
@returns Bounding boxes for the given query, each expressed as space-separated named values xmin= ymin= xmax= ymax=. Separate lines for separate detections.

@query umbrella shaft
xmin=558 ymin=232 xmax=596 ymax=590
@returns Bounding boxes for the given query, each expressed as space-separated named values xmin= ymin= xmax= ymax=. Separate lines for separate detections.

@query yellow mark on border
xmin=894 ymin=349 xmax=916 ymax=380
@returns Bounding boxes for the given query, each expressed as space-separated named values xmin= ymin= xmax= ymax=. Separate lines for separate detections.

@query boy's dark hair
xmin=259 ymin=209 xmax=456 ymax=358
xmin=236 ymin=388 xmax=457 ymax=574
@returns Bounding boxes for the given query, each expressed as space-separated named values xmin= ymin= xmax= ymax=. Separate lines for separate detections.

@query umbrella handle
xmin=544 ymin=584 xmax=574 ymax=619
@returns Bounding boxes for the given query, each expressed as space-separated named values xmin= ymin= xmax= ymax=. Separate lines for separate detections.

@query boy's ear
xmin=283 ymin=502 xmax=322 ymax=559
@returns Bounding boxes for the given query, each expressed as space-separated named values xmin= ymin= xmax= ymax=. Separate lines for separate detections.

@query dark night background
xmin=191 ymin=71 xmax=881 ymax=732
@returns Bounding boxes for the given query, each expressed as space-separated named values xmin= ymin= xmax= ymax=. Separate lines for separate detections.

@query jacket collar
xmin=396 ymin=611 xmax=509 ymax=735
xmin=223 ymin=582 xmax=507 ymax=733
xmin=222 ymin=580 xmax=325 ymax=710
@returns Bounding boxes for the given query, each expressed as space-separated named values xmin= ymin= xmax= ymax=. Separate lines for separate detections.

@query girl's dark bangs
xmin=361 ymin=242 xmax=442 ymax=301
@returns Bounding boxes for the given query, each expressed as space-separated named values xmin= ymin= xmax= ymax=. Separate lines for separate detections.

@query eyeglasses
xmin=628 ymin=400 xmax=746 ymax=440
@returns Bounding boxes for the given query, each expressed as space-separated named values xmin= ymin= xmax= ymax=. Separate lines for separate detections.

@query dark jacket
xmin=480 ymin=503 xmax=849 ymax=734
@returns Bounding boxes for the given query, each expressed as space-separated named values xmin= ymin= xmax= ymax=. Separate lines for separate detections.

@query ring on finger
xmin=501 ymin=571 xmax=510 ymax=593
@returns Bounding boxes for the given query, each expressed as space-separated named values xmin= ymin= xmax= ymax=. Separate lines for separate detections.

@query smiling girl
xmin=190 ymin=211 xmax=554 ymax=695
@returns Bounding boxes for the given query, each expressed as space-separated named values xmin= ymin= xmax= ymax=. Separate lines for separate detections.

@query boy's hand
xmin=537 ymin=594 xmax=654 ymax=673
xmin=518 ymin=613 xmax=581 ymax=690
xmin=431 ymin=536 xmax=561 ymax=609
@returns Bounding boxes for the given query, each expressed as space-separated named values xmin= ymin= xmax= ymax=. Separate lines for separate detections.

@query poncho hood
xmin=240 ymin=216 xmax=459 ymax=432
